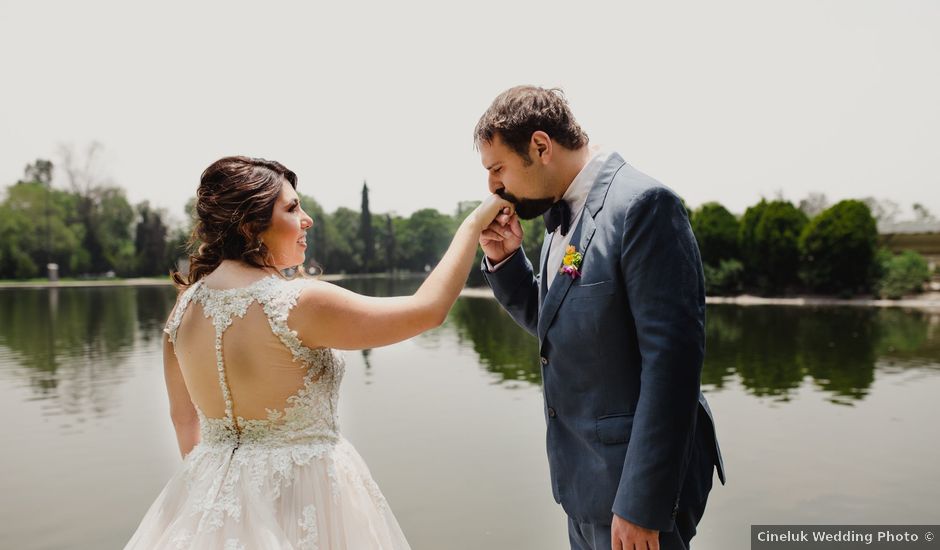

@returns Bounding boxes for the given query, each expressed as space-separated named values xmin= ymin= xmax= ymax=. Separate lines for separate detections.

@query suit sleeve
xmin=613 ymin=187 xmax=706 ymax=531
xmin=481 ymin=249 xmax=540 ymax=337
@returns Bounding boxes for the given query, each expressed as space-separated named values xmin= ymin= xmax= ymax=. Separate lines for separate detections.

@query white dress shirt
xmin=486 ymin=147 xmax=611 ymax=289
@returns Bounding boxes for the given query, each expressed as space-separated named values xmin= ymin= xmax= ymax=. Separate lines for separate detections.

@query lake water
xmin=0 ymin=278 xmax=938 ymax=549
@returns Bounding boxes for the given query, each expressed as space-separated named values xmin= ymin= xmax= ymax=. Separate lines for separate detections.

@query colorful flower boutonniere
xmin=560 ymin=245 xmax=583 ymax=280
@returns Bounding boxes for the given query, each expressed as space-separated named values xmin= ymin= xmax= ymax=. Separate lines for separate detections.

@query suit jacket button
xmin=547 ymin=407 xmax=557 ymax=418
xmin=540 ymin=356 xmax=548 ymax=365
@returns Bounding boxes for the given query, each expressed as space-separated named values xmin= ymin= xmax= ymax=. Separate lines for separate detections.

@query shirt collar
xmin=561 ymin=146 xmax=611 ymax=216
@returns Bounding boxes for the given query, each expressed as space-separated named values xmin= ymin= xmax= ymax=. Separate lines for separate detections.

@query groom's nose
xmin=487 ymin=175 xmax=502 ymax=194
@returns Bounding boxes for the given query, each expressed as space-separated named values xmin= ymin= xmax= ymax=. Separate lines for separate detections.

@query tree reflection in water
xmin=445 ymin=297 xmax=940 ymax=405
xmin=0 ymin=285 xmax=176 ymax=422
xmin=1 ymin=280 xmax=937 ymax=422
xmin=448 ymin=297 xmax=542 ymax=385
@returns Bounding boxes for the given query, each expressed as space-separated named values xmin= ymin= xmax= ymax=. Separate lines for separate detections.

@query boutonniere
xmin=559 ymin=245 xmax=583 ymax=280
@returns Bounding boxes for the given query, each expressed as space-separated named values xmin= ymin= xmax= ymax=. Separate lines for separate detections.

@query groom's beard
xmin=496 ymin=189 xmax=555 ymax=220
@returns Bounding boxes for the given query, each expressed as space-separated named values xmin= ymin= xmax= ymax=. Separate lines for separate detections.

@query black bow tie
xmin=543 ymin=200 xmax=572 ymax=236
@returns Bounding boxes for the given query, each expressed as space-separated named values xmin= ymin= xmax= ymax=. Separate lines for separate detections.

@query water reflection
xmin=875 ymin=308 xmax=940 ymax=366
xmin=0 ymin=285 xmax=176 ymax=421
xmin=443 ymin=299 xmax=940 ymax=405
xmin=448 ymin=297 xmax=541 ymax=384
xmin=703 ymin=306 xmax=939 ymax=404
xmin=333 ymin=277 xmax=542 ymax=384
xmin=1 ymin=281 xmax=938 ymax=418
xmin=135 ymin=285 xmax=178 ymax=342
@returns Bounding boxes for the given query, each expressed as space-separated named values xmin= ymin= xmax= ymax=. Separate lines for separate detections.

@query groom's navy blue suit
xmin=483 ymin=153 xmax=726 ymax=549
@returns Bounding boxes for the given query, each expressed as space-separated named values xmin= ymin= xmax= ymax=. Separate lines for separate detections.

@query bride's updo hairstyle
xmin=172 ymin=156 xmax=298 ymax=288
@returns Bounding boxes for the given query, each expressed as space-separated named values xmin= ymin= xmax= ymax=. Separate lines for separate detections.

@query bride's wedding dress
xmin=124 ymin=275 xmax=411 ymax=549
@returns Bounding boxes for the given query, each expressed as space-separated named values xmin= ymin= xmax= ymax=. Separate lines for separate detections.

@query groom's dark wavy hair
xmin=171 ymin=156 xmax=298 ymax=288
xmin=474 ymin=85 xmax=589 ymax=165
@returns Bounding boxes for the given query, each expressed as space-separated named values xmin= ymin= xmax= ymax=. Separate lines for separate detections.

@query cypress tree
xmin=359 ymin=181 xmax=375 ymax=272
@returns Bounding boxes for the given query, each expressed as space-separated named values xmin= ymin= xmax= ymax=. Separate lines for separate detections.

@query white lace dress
xmin=124 ymin=276 xmax=411 ymax=550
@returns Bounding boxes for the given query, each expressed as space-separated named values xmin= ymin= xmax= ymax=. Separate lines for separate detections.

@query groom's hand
xmin=479 ymin=208 xmax=524 ymax=264
xmin=611 ymin=513 xmax=659 ymax=550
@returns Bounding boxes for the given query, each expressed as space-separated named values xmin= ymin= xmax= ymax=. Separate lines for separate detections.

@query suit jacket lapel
xmin=537 ymin=215 xmax=595 ymax=344
xmin=536 ymin=152 xmax=625 ymax=346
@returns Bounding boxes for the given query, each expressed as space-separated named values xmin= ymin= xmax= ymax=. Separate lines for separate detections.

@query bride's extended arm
xmin=292 ymin=194 xmax=512 ymax=350
xmin=164 ymin=333 xmax=199 ymax=458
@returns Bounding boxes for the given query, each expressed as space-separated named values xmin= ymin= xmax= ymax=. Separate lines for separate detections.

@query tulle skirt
xmin=123 ymin=437 xmax=411 ymax=550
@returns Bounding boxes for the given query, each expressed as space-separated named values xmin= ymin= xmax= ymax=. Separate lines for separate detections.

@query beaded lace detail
xmin=164 ymin=275 xmax=345 ymax=447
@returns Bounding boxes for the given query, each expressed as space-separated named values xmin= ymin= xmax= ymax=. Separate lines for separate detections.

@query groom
xmin=476 ymin=86 xmax=726 ymax=550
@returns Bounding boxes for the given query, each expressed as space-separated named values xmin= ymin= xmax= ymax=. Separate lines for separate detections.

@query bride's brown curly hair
xmin=171 ymin=156 xmax=298 ymax=288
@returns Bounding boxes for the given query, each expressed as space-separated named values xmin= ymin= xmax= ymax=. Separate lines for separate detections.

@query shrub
xmin=877 ymin=250 xmax=930 ymax=299
xmin=691 ymin=202 xmax=740 ymax=266
xmin=704 ymin=259 xmax=745 ymax=296
xmin=799 ymin=200 xmax=877 ymax=294
xmin=739 ymin=200 xmax=808 ymax=293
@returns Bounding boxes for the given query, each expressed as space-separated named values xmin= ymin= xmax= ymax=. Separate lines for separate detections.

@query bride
xmin=123 ymin=156 xmax=511 ymax=549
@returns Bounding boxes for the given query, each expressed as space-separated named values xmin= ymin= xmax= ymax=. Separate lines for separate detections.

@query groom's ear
xmin=530 ymin=131 xmax=553 ymax=165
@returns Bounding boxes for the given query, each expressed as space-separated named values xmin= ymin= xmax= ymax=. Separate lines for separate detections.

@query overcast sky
xmin=2 ymin=0 xmax=937 ymax=226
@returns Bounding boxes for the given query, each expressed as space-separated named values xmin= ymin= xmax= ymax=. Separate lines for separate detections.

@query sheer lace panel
xmin=164 ymin=275 xmax=345 ymax=447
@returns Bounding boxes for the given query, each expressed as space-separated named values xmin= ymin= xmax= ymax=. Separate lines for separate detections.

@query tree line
xmin=0 ymin=155 xmax=179 ymax=279
xmin=0 ymin=151 xmax=547 ymax=283
xmin=1 ymin=149 xmax=933 ymax=299
xmin=689 ymin=194 xmax=935 ymax=299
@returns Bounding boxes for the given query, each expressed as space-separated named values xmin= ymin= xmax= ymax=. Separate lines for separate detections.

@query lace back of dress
xmin=164 ymin=275 xmax=344 ymax=447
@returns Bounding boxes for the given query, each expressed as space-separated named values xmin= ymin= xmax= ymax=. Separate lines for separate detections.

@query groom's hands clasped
xmin=479 ymin=207 xmax=524 ymax=264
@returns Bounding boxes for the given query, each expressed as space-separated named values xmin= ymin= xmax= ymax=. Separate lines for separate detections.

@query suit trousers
xmin=568 ymin=417 xmax=716 ymax=550
xmin=567 ymin=497 xmax=706 ymax=550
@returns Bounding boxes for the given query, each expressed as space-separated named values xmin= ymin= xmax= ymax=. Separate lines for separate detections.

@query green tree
xmin=739 ymin=199 xmax=808 ymax=293
xmin=297 ymin=193 xmax=332 ymax=273
xmin=58 ymin=143 xmax=135 ymax=275
xmin=370 ymin=212 xmax=399 ymax=273
xmin=329 ymin=207 xmax=362 ymax=273
xmin=384 ymin=214 xmax=396 ymax=272
xmin=0 ymin=176 xmax=86 ymax=279
xmin=22 ymin=159 xmax=56 ymax=267
xmin=520 ymin=216 xmax=546 ymax=267
xmin=23 ymin=159 xmax=53 ymax=187
xmin=799 ymin=199 xmax=878 ymax=294
xmin=134 ymin=201 xmax=168 ymax=276
xmin=184 ymin=197 xmax=197 ymax=225
xmin=691 ymin=202 xmax=740 ymax=266
xmin=738 ymin=199 xmax=768 ymax=276
xmin=96 ymin=187 xmax=136 ymax=275
xmin=164 ymin=226 xmax=190 ymax=274
xmin=397 ymin=208 xmax=454 ymax=271
xmin=703 ymin=259 xmax=745 ymax=296
xmin=876 ymin=250 xmax=930 ymax=299
xmin=359 ymin=181 xmax=375 ymax=272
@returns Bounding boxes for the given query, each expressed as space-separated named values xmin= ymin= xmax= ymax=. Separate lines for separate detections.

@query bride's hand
xmin=468 ymin=193 xmax=513 ymax=233
xmin=476 ymin=195 xmax=523 ymax=264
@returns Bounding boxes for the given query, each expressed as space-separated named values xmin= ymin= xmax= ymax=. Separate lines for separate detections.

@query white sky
xmin=2 ymin=0 xmax=938 ymax=225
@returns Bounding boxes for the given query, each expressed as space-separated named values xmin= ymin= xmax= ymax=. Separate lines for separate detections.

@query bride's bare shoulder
xmin=294 ymin=278 xmax=356 ymax=310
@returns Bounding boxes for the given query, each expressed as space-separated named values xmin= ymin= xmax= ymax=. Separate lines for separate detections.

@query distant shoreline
xmin=0 ymin=272 xmax=417 ymax=289
xmin=2 ymin=276 xmax=938 ymax=313
xmin=460 ymin=289 xmax=940 ymax=313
